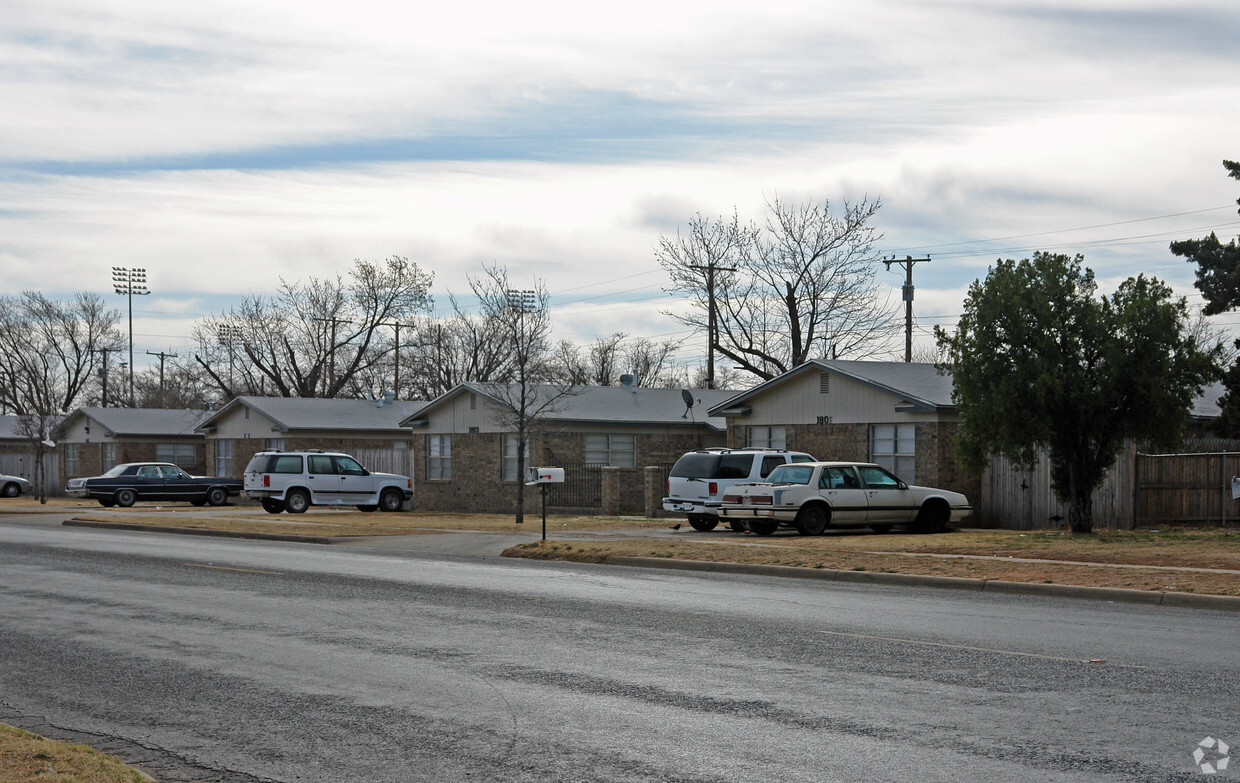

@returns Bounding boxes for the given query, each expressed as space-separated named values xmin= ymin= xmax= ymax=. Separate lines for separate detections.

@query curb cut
xmin=62 ymin=519 xmax=336 ymax=545
xmin=604 ymin=556 xmax=1240 ymax=612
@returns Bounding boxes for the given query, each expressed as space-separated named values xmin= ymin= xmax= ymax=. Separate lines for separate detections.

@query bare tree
xmin=659 ymin=196 xmax=898 ymax=382
xmin=193 ymin=256 xmax=433 ymax=399
xmin=0 ymin=291 xmax=122 ymax=501
xmin=465 ymin=265 xmax=577 ymax=524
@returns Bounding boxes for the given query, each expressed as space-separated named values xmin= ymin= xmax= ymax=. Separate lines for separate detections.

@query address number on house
xmin=817 ymin=415 xmax=833 ymax=425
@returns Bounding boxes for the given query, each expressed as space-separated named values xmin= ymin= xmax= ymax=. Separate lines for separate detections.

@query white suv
xmin=243 ymin=450 xmax=412 ymax=514
xmin=663 ymin=447 xmax=816 ymax=531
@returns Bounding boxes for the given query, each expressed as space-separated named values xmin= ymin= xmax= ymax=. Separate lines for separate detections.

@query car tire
xmin=206 ymin=487 xmax=228 ymax=507
xmin=2 ymin=482 xmax=20 ymax=498
xmin=915 ymin=501 xmax=950 ymax=534
xmin=687 ymin=514 xmax=718 ymax=532
xmin=795 ymin=505 xmax=829 ymax=536
xmin=115 ymin=489 xmax=137 ymax=508
xmin=378 ymin=488 xmax=403 ymax=513
xmin=261 ymin=498 xmax=285 ymax=514
xmin=357 ymin=504 xmax=378 ymax=512
xmin=284 ymin=489 xmax=311 ymax=514
xmin=729 ymin=520 xmax=748 ymax=532
xmin=870 ymin=524 xmax=893 ymax=534
xmin=749 ymin=520 xmax=779 ymax=536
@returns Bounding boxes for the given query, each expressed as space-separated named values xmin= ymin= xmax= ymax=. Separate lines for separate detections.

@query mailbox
xmin=527 ymin=466 xmax=565 ymax=484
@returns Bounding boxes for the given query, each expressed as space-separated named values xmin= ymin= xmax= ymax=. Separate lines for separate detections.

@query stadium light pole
xmin=111 ymin=267 xmax=149 ymax=406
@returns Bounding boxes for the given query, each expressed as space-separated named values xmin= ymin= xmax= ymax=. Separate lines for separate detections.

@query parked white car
xmin=0 ymin=473 xmax=32 ymax=498
xmin=243 ymin=450 xmax=412 ymax=514
xmin=663 ymin=448 xmax=817 ymax=531
xmin=719 ymin=461 xmax=971 ymax=535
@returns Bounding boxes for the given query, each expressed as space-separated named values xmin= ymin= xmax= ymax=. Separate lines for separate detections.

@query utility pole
xmin=883 ymin=255 xmax=930 ymax=363
xmin=378 ymin=321 xmax=416 ymax=398
xmin=111 ymin=267 xmax=149 ymax=406
xmin=689 ymin=260 xmax=736 ymax=389
xmin=93 ymin=347 xmax=112 ymax=408
xmin=145 ymin=349 xmax=178 ymax=405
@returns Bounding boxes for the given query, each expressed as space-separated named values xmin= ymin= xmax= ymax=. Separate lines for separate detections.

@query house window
xmin=428 ymin=435 xmax=451 ymax=480
xmin=265 ymin=438 xmax=284 ymax=451
xmin=501 ymin=434 xmax=528 ymax=481
xmin=215 ymin=439 xmax=233 ymax=476
xmin=102 ymin=442 xmax=118 ymax=471
xmin=64 ymin=444 xmax=80 ymax=477
xmin=584 ymin=434 xmax=635 ymax=467
xmin=156 ymin=443 xmax=197 ymax=470
xmin=748 ymin=425 xmax=787 ymax=450
xmin=871 ymin=424 xmax=916 ymax=483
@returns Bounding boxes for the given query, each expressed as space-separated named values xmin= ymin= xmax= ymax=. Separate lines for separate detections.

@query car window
xmin=137 ymin=466 xmax=161 ymax=479
xmin=790 ymin=455 xmax=816 ymax=463
xmin=759 ymin=456 xmax=784 ymax=478
xmin=857 ymin=465 xmax=902 ymax=489
xmin=717 ymin=455 xmax=752 ymax=479
xmin=821 ymin=467 xmax=861 ymax=489
xmin=272 ymin=456 xmax=303 ymax=474
xmin=669 ymin=453 xmax=720 ymax=478
xmin=768 ymin=465 xmax=813 ymax=485
xmin=160 ymin=466 xmax=188 ymax=479
xmin=334 ymin=456 xmax=366 ymax=475
xmin=308 ymin=455 xmax=335 ymax=474
xmin=103 ymin=464 xmax=130 ymax=477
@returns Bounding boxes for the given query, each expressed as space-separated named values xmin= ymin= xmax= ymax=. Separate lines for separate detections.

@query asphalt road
xmin=1 ymin=520 xmax=1236 ymax=782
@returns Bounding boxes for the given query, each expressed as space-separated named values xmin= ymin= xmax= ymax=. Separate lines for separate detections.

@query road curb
xmin=62 ymin=519 xmax=336 ymax=545
xmin=604 ymin=556 xmax=1240 ymax=612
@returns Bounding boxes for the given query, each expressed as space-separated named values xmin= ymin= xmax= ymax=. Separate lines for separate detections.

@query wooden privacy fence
xmin=1134 ymin=451 xmax=1240 ymax=527
xmin=980 ymin=446 xmax=1135 ymax=530
xmin=0 ymin=452 xmax=60 ymax=496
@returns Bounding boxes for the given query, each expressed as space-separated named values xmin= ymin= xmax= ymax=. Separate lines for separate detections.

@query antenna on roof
xmin=681 ymin=389 xmax=696 ymax=420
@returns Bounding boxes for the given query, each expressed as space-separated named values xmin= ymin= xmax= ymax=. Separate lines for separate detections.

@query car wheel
xmin=261 ymin=498 xmax=285 ymax=514
xmin=206 ymin=487 xmax=228 ymax=506
xmin=915 ymin=500 xmax=950 ymax=533
xmin=795 ymin=505 xmax=829 ymax=536
xmin=728 ymin=520 xmax=748 ymax=532
xmin=869 ymin=524 xmax=893 ymax=534
xmin=749 ymin=520 xmax=779 ymax=536
xmin=688 ymin=514 xmax=718 ymax=532
xmin=284 ymin=489 xmax=311 ymax=514
xmin=378 ymin=488 xmax=403 ymax=513
xmin=2 ymin=482 xmax=20 ymax=498
xmin=115 ymin=489 xmax=137 ymax=508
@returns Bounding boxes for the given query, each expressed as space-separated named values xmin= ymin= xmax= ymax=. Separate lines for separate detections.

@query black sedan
xmin=65 ymin=462 xmax=243 ymax=508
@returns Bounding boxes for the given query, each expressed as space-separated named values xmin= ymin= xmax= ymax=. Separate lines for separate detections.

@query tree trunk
xmin=1068 ymin=490 xmax=1094 ymax=533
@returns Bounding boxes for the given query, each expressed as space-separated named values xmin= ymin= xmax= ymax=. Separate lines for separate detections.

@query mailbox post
xmin=525 ymin=467 xmax=565 ymax=540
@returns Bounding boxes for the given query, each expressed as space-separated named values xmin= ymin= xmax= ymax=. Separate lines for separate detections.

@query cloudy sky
xmin=3 ymin=0 xmax=1239 ymax=374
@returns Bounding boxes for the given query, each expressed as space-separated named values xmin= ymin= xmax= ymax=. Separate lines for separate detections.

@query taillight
xmin=750 ymin=495 xmax=773 ymax=505
xmin=709 ymin=481 xmax=718 ymax=495
xmin=263 ymin=475 xmax=270 ymax=487
xmin=722 ymin=494 xmax=742 ymax=504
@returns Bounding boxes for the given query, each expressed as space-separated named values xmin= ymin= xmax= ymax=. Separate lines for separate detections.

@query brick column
xmin=602 ymin=466 xmax=622 ymax=516
xmin=644 ymin=465 xmax=665 ymax=518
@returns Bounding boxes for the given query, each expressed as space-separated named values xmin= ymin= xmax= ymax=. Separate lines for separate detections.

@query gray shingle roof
xmin=70 ymin=408 xmax=210 ymax=437
xmin=201 ymin=396 xmax=424 ymax=433
xmin=708 ymin=359 xmax=956 ymax=415
xmin=403 ymin=384 xmax=735 ymax=431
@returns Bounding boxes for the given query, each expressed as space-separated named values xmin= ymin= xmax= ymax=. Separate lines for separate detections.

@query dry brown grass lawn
xmin=503 ymin=527 xmax=1240 ymax=596
xmin=0 ymin=723 xmax=150 ymax=783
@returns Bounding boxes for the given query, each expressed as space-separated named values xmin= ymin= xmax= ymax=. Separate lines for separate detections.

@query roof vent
xmin=620 ymin=374 xmax=636 ymax=388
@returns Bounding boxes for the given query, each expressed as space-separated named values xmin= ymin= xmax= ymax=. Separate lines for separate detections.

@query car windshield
xmin=767 ymin=465 xmax=813 ymax=485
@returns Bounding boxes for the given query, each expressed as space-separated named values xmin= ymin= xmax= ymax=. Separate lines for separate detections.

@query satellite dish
xmin=681 ymin=389 xmax=696 ymax=420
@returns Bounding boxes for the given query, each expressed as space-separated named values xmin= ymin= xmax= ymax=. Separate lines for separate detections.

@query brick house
xmin=400 ymin=383 xmax=735 ymax=514
xmin=197 ymin=395 xmax=421 ymax=479
xmin=708 ymin=359 xmax=979 ymax=500
xmin=54 ymin=408 xmax=212 ymax=481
